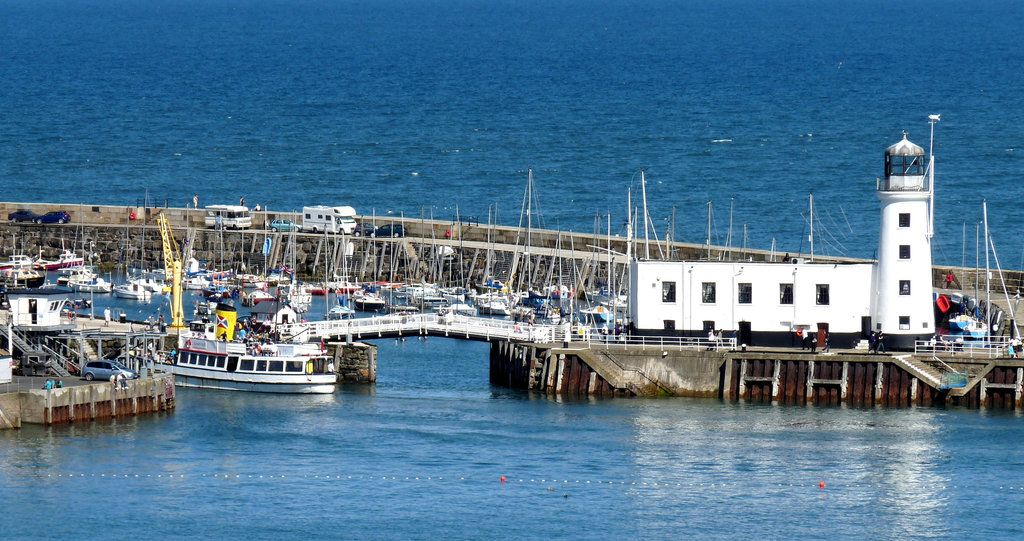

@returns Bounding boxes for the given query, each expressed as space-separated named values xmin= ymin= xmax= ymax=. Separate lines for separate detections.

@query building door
xmin=861 ymin=316 xmax=872 ymax=338
xmin=29 ymin=299 xmax=37 ymax=325
xmin=816 ymin=322 xmax=829 ymax=348
xmin=738 ymin=321 xmax=752 ymax=346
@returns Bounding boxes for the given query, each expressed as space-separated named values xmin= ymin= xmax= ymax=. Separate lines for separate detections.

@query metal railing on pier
xmin=913 ymin=337 xmax=1012 ymax=359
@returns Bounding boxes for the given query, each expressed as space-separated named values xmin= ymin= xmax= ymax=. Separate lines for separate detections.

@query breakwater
xmin=491 ymin=341 xmax=1024 ymax=409
xmin=2 ymin=202 xmax=1019 ymax=294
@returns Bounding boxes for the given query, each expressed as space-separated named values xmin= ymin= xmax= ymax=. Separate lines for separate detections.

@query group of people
xmin=795 ymin=328 xmax=831 ymax=353
xmin=869 ymin=331 xmax=886 ymax=353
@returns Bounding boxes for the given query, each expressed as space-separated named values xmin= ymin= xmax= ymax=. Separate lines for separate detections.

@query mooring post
xmin=1016 ymin=368 xmax=1023 ymax=409
xmin=738 ymin=359 xmax=748 ymax=400
xmin=805 ymin=360 xmax=815 ymax=403
xmin=772 ymin=359 xmax=782 ymax=401
xmin=875 ymin=361 xmax=885 ymax=406
xmin=840 ymin=362 xmax=849 ymax=400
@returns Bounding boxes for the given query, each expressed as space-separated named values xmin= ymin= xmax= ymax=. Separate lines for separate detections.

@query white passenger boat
xmin=172 ymin=316 xmax=336 ymax=394
xmin=68 ymin=275 xmax=113 ymax=293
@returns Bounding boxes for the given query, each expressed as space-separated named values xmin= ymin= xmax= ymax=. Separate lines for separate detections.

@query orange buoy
xmin=819 ymin=481 xmax=825 ymax=489
xmin=500 ymin=476 xmax=506 ymax=483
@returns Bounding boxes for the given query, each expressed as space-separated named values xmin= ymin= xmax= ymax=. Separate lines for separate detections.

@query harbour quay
xmin=490 ymin=339 xmax=1024 ymax=409
xmin=0 ymin=372 xmax=176 ymax=429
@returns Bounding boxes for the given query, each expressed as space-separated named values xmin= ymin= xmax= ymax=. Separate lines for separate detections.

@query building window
xmin=815 ymin=284 xmax=830 ymax=305
xmin=899 ymin=280 xmax=911 ymax=295
xmin=702 ymin=282 xmax=716 ymax=303
xmin=703 ymin=320 xmax=716 ymax=333
xmin=662 ymin=281 xmax=676 ymax=303
xmin=663 ymin=320 xmax=676 ymax=331
xmin=899 ymin=316 xmax=910 ymax=330
xmin=780 ymin=283 xmax=794 ymax=305
xmin=898 ymin=213 xmax=910 ymax=227
xmin=899 ymin=245 xmax=911 ymax=259
xmin=738 ymin=283 xmax=752 ymax=304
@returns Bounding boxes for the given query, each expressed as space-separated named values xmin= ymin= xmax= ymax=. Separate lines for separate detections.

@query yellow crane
xmin=157 ymin=213 xmax=186 ymax=329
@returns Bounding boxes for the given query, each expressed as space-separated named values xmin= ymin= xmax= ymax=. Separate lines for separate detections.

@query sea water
xmin=3 ymin=1 xmax=1024 ymax=537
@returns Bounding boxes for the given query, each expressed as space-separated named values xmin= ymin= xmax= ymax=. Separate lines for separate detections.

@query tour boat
xmin=172 ymin=317 xmax=337 ymax=394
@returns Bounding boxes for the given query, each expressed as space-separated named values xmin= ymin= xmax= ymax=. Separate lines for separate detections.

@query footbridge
xmin=279 ymin=314 xmax=565 ymax=344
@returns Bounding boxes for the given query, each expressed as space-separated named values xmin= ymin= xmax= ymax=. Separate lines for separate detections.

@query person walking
xmin=103 ymin=306 xmax=111 ymax=327
xmin=876 ymin=331 xmax=886 ymax=353
xmin=869 ymin=331 xmax=878 ymax=353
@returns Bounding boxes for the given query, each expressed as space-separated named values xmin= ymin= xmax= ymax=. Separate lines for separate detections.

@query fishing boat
xmin=1 ymin=267 xmax=45 ymax=288
xmin=0 ymin=254 xmax=34 ymax=271
xmin=33 ymin=249 xmax=84 ymax=271
xmin=172 ymin=314 xmax=336 ymax=394
xmin=113 ymin=282 xmax=153 ymax=300
xmin=66 ymin=274 xmax=113 ymax=294
xmin=352 ymin=290 xmax=387 ymax=312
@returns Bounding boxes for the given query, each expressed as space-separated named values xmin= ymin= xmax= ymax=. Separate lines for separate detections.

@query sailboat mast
xmin=809 ymin=193 xmax=814 ymax=262
xmin=626 ymin=188 xmax=633 ymax=261
xmin=984 ymin=200 xmax=991 ymax=338
xmin=640 ymin=170 xmax=650 ymax=260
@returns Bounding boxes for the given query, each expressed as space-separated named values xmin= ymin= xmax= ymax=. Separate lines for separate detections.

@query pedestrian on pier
xmin=103 ymin=306 xmax=111 ymax=326
xmin=796 ymin=327 xmax=805 ymax=349
xmin=876 ymin=332 xmax=887 ymax=353
xmin=823 ymin=331 xmax=831 ymax=353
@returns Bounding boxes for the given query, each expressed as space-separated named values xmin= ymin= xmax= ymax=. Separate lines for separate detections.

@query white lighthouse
xmin=872 ymin=123 xmax=937 ymax=348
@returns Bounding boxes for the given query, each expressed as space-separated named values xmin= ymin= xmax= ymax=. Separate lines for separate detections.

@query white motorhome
xmin=204 ymin=205 xmax=252 ymax=229
xmin=302 ymin=206 xmax=357 ymax=234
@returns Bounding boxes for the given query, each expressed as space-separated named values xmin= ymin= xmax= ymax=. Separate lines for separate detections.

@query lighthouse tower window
xmin=899 ymin=280 xmax=911 ymax=295
xmin=899 ymin=316 xmax=911 ymax=330
xmin=899 ymin=245 xmax=911 ymax=259
xmin=898 ymin=213 xmax=911 ymax=227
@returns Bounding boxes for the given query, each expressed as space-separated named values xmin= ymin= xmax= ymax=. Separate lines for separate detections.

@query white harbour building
xmin=627 ymin=126 xmax=937 ymax=350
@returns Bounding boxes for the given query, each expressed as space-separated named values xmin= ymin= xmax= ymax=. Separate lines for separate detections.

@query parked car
xmin=374 ymin=224 xmax=405 ymax=238
xmin=355 ymin=223 xmax=376 ymax=237
xmin=38 ymin=211 xmax=71 ymax=224
xmin=82 ymin=360 xmax=138 ymax=381
xmin=8 ymin=209 xmax=39 ymax=223
xmin=270 ymin=218 xmax=298 ymax=232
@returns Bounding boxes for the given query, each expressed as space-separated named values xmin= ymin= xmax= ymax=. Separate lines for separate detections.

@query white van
xmin=301 ymin=206 xmax=357 ymax=234
xmin=204 ymin=205 xmax=252 ymax=229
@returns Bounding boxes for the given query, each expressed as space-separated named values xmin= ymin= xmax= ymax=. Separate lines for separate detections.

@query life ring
xmin=185 ymin=339 xmax=193 ymax=348
xmin=305 ymin=361 xmax=314 ymax=374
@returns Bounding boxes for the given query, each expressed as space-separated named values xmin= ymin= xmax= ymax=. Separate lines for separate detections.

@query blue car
xmin=8 ymin=209 xmax=39 ymax=223
xmin=8 ymin=209 xmax=70 ymax=224
xmin=374 ymin=224 xmax=405 ymax=238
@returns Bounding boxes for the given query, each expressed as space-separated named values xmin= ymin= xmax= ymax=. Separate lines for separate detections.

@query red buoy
xmin=819 ymin=481 xmax=825 ymax=489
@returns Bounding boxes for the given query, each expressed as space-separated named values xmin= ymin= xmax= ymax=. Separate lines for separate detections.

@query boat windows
xmin=268 ymin=361 xmax=284 ymax=372
xmin=701 ymin=282 xmax=716 ymax=304
xmin=898 ymin=213 xmax=910 ymax=227
xmin=899 ymin=280 xmax=911 ymax=295
xmin=239 ymin=359 xmax=255 ymax=371
xmin=662 ymin=281 xmax=676 ymax=303
xmin=215 ymin=357 xmax=226 ymax=369
xmin=815 ymin=284 xmax=830 ymax=305
xmin=779 ymin=283 xmax=794 ymax=305
xmin=256 ymin=360 xmax=268 ymax=372
xmin=899 ymin=245 xmax=911 ymax=259
xmin=899 ymin=316 xmax=911 ymax=330
xmin=286 ymin=361 xmax=304 ymax=373
xmin=738 ymin=283 xmax=752 ymax=304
